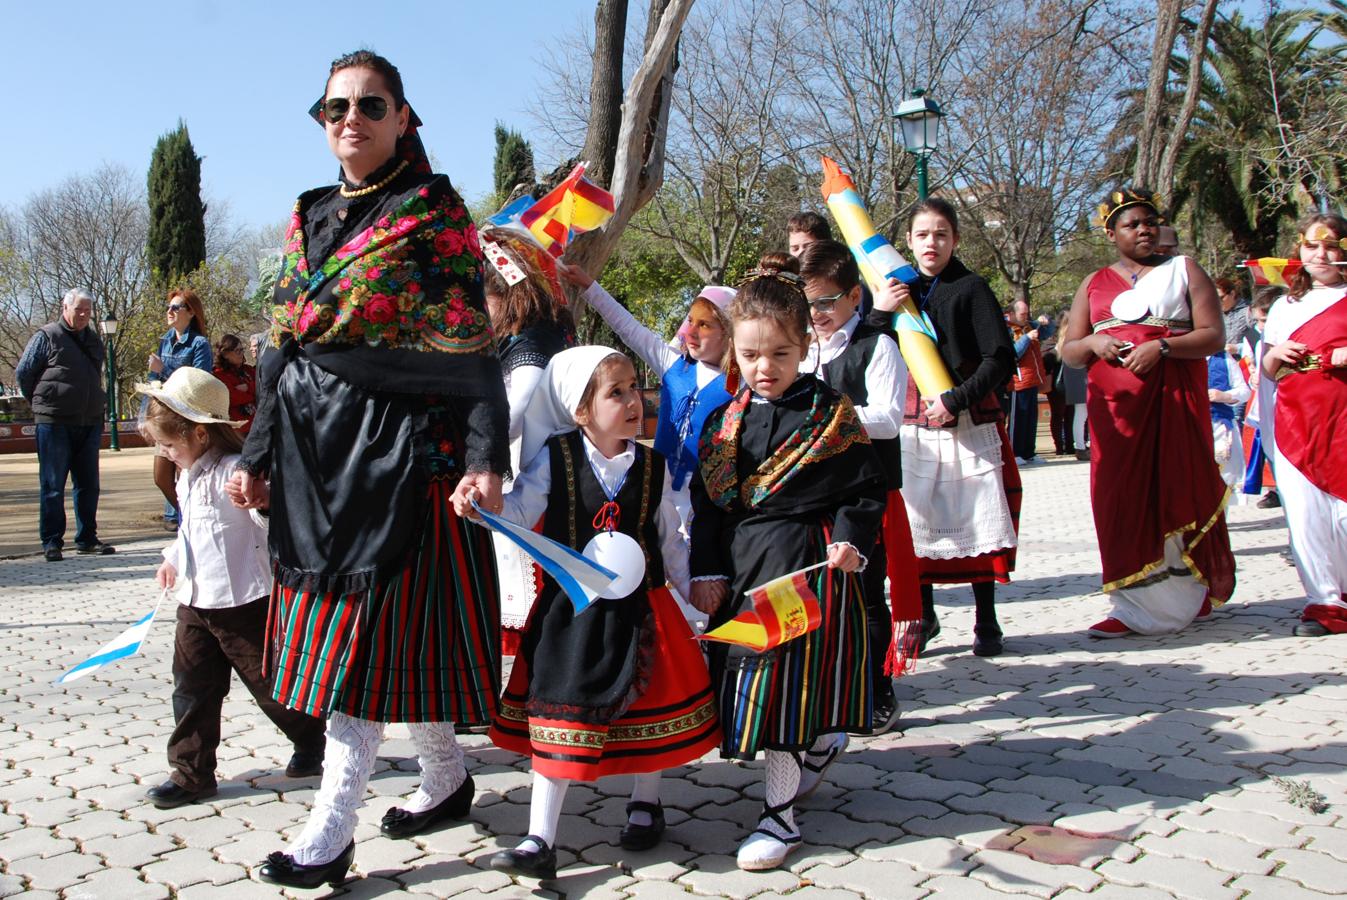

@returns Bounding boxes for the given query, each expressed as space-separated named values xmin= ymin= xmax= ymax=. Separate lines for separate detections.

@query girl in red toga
xmin=1260 ymin=214 xmax=1347 ymax=636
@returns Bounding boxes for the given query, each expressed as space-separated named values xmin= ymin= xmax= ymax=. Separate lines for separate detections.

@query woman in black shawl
xmin=236 ymin=51 xmax=508 ymax=888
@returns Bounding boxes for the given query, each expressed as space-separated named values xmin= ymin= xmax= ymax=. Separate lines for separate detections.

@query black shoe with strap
xmin=380 ymin=774 xmax=474 ymax=838
xmin=489 ymin=835 xmax=558 ymax=879
xmin=619 ymin=800 xmax=666 ymax=851
xmin=285 ymin=749 xmax=324 ymax=778
xmin=258 ymin=841 xmax=354 ymax=888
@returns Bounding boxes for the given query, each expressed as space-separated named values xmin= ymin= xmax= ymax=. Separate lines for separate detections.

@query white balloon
xmin=582 ymin=531 xmax=647 ymax=599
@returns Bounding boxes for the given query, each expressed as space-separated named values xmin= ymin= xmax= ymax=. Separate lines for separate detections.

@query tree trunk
xmin=1157 ymin=0 xmax=1219 ymax=199
xmin=579 ymin=0 xmax=629 ymax=189
xmin=564 ymin=0 xmax=694 ymax=301
xmin=1132 ymin=0 xmax=1183 ymax=188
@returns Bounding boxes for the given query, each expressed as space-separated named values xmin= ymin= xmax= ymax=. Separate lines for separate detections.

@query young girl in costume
xmin=798 ymin=240 xmax=921 ymax=733
xmin=482 ymin=228 xmax=574 ymax=655
xmin=555 ymin=261 xmax=735 ymax=526
xmin=457 ymin=346 xmax=721 ymax=879
xmin=690 ymin=259 xmax=886 ymax=871
xmin=136 ymin=367 xmax=325 ymax=810
xmin=1260 ymin=214 xmax=1347 ymax=636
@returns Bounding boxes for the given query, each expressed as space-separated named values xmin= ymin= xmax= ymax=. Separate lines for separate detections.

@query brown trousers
xmin=168 ymin=598 xmax=325 ymax=790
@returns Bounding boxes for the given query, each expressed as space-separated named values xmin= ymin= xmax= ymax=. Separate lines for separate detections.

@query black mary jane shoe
xmin=380 ymin=774 xmax=474 ymax=838
xmin=257 ymin=841 xmax=354 ymax=888
xmin=489 ymin=835 xmax=558 ymax=880
xmin=145 ymin=780 xmax=217 ymax=810
xmin=619 ymin=800 xmax=666 ymax=851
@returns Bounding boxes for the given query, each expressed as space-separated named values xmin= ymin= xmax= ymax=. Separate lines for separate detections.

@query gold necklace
xmin=339 ymin=159 xmax=409 ymax=198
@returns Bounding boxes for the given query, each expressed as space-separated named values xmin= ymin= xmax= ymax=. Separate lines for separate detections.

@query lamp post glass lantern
xmin=100 ymin=314 xmax=119 ymax=451
xmin=895 ymin=88 xmax=944 ymax=200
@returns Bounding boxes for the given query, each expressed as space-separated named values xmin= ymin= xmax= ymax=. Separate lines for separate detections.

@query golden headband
xmin=737 ymin=267 xmax=806 ymax=295
xmin=1093 ymin=189 xmax=1165 ymax=229
xmin=1298 ymin=222 xmax=1347 ymax=250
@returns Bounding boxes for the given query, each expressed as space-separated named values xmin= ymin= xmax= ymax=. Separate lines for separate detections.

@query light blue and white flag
xmin=472 ymin=501 xmax=616 ymax=613
xmin=55 ymin=596 xmax=164 ymax=685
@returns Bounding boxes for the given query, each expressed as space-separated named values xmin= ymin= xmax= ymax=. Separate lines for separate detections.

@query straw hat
xmin=135 ymin=367 xmax=246 ymax=427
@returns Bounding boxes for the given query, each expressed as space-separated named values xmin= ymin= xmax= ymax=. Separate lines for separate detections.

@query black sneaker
xmin=75 ymin=541 xmax=115 ymax=555
xmin=872 ymin=695 xmax=902 ymax=735
xmin=44 ymin=547 xmax=62 ymax=562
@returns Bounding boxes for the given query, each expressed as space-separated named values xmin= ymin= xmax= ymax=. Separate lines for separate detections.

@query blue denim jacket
xmin=150 ymin=328 xmax=212 ymax=382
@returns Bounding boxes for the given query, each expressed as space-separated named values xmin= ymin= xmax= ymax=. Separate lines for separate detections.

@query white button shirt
xmin=162 ymin=448 xmax=272 ymax=608
xmin=805 ymin=312 xmax=907 ymax=439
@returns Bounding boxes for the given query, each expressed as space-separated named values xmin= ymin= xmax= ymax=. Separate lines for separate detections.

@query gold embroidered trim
xmin=559 ymin=437 xmax=578 ymax=549
xmin=1092 ymin=316 xmax=1192 ymax=333
xmin=1100 ymin=485 xmax=1231 ymax=603
xmin=523 ymin=701 xmax=718 ymax=748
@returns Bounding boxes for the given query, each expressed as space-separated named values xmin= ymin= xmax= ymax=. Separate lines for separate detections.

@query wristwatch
xmin=1158 ymin=338 xmax=1171 ymax=357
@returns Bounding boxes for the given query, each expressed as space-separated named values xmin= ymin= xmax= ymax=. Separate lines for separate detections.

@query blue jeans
xmin=36 ymin=423 xmax=103 ymax=549
xmin=1010 ymin=389 xmax=1039 ymax=460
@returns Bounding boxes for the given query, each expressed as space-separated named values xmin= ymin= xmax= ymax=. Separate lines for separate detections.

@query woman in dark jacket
xmin=148 ymin=288 xmax=211 ymax=528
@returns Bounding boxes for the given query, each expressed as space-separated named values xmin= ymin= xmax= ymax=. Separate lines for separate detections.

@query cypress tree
xmin=492 ymin=123 xmax=536 ymax=206
xmin=146 ymin=120 xmax=207 ymax=282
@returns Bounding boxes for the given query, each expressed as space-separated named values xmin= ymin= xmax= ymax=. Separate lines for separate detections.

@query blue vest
xmin=653 ymin=356 xmax=730 ymax=491
xmin=1207 ymin=354 xmax=1237 ymax=425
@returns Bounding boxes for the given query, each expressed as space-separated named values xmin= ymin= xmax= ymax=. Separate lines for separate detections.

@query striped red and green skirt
xmin=265 ymin=477 xmax=501 ymax=724
xmin=713 ymin=555 xmax=872 ymax=760
xmin=490 ymin=587 xmax=721 ymax=780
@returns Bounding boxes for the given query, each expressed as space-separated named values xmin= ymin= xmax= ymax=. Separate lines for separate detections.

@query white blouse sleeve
xmin=855 ymin=333 xmax=906 ymax=440
xmin=582 ymin=282 xmax=681 ymax=374
xmin=657 ymin=474 xmax=691 ymax=602
xmin=1224 ymin=356 xmax=1251 ymax=406
xmin=499 ymin=445 xmax=552 ymax=528
xmin=505 ymin=365 xmax=545 ymax=442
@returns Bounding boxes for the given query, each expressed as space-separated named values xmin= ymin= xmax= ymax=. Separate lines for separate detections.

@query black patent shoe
xmin=619 ymin=800 xmax=666 ymax=851
xmin=380 ymin=774 xmax=474 ymax=838
xmin=1294 ymin=620 xmax=1330 ymax=637
xmin=972 ymin=625 xmax=1004 ymax=657
xmin=918 ymin=618 xmax=941 ymax=653
xmin=258 ymin=841 xmax=354 ymax=888
xmin=145 ymin=780 xmax=217 ymax=809
xmin=490 ymin=835 xmax=558 ymax=879
xmin=285 ymin=749 xmax=324 ymax=778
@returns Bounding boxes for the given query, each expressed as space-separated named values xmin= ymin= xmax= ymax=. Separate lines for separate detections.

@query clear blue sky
xmin=4 ymin=1 xmax=589 ymax=230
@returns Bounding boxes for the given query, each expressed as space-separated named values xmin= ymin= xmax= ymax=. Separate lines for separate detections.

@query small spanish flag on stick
xmin=1240 ymin=258 xmax=1303 ymax=288
xmin=519 ymin=163 xmax=616 ymax=258
xmin=698 ymin=562 xmax=827 ymax=653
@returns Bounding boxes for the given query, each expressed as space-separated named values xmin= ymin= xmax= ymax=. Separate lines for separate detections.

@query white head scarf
xmin=517 ymin=345 xmax=625 ymax=469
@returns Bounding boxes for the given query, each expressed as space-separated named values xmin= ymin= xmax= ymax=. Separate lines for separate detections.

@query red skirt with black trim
xmin=489 ymin=586 xmax=721 ymax=780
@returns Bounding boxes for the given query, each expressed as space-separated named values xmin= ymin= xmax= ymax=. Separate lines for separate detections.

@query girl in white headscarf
xmin=456 ymin=346 xmax=720 ymax=880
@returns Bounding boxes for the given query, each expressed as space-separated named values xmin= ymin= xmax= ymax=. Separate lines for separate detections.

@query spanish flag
xmin=520 ymin=163 xmax=616 ymax=257
xmin=698 ymin=564 xmax=824 ymax=653
xmin=1241 ymin=258 xmax=1303 ymax=287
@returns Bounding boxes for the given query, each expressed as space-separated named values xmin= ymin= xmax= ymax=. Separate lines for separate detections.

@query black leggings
xmin=921 ymin=582 xmax=999 ymax=629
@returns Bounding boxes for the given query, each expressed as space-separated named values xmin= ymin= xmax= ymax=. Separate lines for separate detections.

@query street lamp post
xmin=895 ymin=88 xmax=945 ymax=201
xmin=100 ymin=314 xmax=119 ymax=451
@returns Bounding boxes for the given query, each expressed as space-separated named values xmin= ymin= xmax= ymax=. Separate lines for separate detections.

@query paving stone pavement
xmin=3 ymin=456 xmax=1345 ymax=898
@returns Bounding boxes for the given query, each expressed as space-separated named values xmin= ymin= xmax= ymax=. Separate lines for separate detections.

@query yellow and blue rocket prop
xmin=820 ymin=156 xmax=955 ymax=397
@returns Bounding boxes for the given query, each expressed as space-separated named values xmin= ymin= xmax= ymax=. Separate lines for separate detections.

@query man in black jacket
xmin=16 ymin=289 xmax=115 ymax=561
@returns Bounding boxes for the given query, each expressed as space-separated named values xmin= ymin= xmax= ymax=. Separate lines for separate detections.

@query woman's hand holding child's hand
xmin=227 ymin=470 xmax=269 ymax=509
xmin=689 ymin=580 xmax=728 ymax=615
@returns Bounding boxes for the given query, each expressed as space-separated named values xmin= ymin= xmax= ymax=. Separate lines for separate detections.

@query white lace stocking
xmin=287 ymin=713 xmax=384 ymax=866
xmin=403 ymin=721 xmax=467 ymax=814
xmin=762 ymin=750 xmax=800 ymax=837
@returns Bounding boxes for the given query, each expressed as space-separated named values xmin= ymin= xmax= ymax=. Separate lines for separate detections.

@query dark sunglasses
xmin=807 ymin=291 xmax=847 ymax=313
xmin=317 ymin=96 xmax=389 ymax=124
xmin=166 ymin=303 xmax=189 ymax=313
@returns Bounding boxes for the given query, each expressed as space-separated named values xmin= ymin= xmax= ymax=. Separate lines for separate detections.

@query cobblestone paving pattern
xmin=3 ymin=458 xmax=1345 ymax=898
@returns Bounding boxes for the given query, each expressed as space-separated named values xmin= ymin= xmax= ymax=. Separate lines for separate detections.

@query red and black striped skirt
xmin=266 ymin=478 xmax=501 ymax=724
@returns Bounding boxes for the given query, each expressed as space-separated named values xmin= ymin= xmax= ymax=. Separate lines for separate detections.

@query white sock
xmin=402 ymin=721 xmax=467 ymax=814
xmin=521 ymin=770 xmax=569 ymax=851
xmin=287 ymin=713 xmax=384 ymax=866
xmin=628 ymin=772 xmax=662 ymax=827
xmin=761 ymin=750 xmax=800 ymax=837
